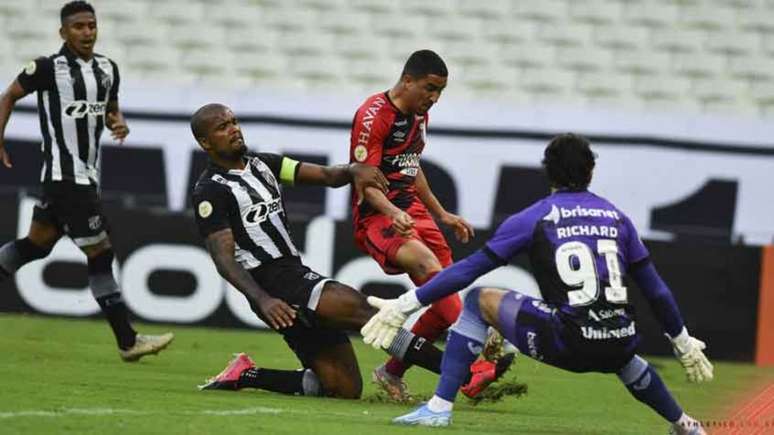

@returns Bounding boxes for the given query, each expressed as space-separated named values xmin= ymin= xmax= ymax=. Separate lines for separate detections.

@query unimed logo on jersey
xmin=63 ymin=101 xmax=106 ymax=119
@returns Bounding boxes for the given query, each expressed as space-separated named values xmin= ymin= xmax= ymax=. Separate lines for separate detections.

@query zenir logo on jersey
xmin=63 ymin=101 xmax=106 ymax=119
xmin=243 ymin=197 xmax=282 ymax=225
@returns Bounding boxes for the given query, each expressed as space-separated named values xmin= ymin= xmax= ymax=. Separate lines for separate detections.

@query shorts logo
xmin=198 ymin=201 xmax=213 ymax=218
xmin=467 ymin=342 xmax=483 ymax=355
xmin=353 ymin=145 xmax=368 ymax=162
xmin=88 ymin=215 xmax=101 ymax=231
xmin=531 ymin=300 xmax=554 ymax=314
xmin=303 ymin=272 xmax=320 ymax=281
xmin=24 ymin=60 xmax=36 ymax=76
xmin=526 ymin=331 xmax=542 ymax=360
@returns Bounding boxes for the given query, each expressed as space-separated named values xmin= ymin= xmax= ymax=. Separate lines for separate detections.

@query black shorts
xmin=32 ymin=182 xmax=109 ymax=247
xmin=249 ymin=257 xmax=351 ymax=367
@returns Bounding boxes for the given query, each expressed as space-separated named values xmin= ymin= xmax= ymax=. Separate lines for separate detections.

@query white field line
xmin=0 ymin=406 xmax=373 ymax=420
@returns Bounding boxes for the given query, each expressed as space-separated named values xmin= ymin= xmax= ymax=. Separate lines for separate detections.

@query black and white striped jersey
xmin=16 ymin=44 xmax=119 ymax=186
xmin=193 ymin=153 xmax=302 ymax=270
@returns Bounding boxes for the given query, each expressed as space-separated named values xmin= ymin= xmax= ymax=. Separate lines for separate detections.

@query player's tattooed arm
xmin=204 ymin=228 xmax=296 ymax=329
xmin=416 ymin=167 xmax=475 ymax=243
xmin=295 ymin=162 xmax=389 ymax=204
xmin=105 ymin=100 xmax=129 ymax=145
xmin=0 ymin=80 xmax=29 ymax=168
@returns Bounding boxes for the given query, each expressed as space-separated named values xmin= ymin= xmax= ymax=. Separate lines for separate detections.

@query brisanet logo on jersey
xmin=63 ymin=101 xmax=106 ymax=119
xmin=560 ymin=205 xmax=620 ymax=220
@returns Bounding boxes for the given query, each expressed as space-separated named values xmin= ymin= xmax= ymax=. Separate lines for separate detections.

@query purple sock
xmin=435 ymin=330 xmax=482 ymax=401
xmin=435 ymin=288 xmax=488 ymax=402
xmin=618 ymin=356 xmax=683 ymax=423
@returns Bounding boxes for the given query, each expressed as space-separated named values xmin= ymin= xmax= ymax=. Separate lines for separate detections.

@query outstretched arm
xmin=630 ymin=259 xmax=713 ymax=383
xmin=295 ymin=162 xmax=389 ymax=204
xmin=629 ymin=260 xmax=684 ymax=338
xmin=0 ymin=80 xmax=29 ymax=168
xmin=362 ymin=248 xmax=501 ymax=349
xmin=414 ymin=248 xmax=501 ymax=305
xmin=205 ymin=228 xmax=296 ymax=330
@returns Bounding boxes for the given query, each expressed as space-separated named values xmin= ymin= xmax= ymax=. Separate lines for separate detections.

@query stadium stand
xmin=4 ymin=0 xmax=774 ymax=116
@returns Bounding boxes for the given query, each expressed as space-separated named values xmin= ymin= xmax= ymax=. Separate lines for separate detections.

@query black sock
xmin=387 ymin=329 xmax=443 ymax=374
xmin=96 ymin=293 xmax=137 ymax=350
xmin=0 ymin=238 xmax=50 ymax=279
xmin=238 ymin=368 xmax=307 ymax=395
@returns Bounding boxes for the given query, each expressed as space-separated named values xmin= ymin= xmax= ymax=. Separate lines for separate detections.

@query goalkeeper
xmin=363 ymin=134 xmax=713 ymax=434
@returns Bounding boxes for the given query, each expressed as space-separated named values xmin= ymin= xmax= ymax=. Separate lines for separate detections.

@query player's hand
xmin=0 ymin=146 xmax=11 ymax=168
xmin=349 ymin=163 xmax=389 ymax=205
xmin=391 ymin=211 xmax=415 ymax=237
xmin=361 ymin=293 xmax=422 ymax=349
xmin=361 ymin=296 xmax=405 ymax=349
xmin=668 ymin=328 xmax=714 ymax=383
xmin=440 ymin=212 xmax=475 ymax=243
xmin=106 ymin=112 xmax=129 ymax=145
xmin=257 ymin=297 xmax=296 ymax=330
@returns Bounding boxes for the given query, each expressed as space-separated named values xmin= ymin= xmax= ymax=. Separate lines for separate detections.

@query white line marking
xmin=0 ymin=407 xmax=285 ymax=419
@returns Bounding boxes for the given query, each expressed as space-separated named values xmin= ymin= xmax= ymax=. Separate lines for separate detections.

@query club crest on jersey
xmin=303 ymin=272 xmax=320 ymax=281
xmin=253 ymin=160 xmax=277 ymax=185
xmin=100 ymin=75 xmax=112 ymax=90
xmin=354 ymin=145 xmax=368 ymax=162
xmin=198 ymin=201 xmax=213 ymax=218
xmin=88 ymin=215 xmax=101 ymax=230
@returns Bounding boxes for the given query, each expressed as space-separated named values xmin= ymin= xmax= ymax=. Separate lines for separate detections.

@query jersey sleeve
xmin=16 ymin=57 xmax=51 ymax=94
xmin=256 ymin=152 xmax=300 ymax=186
xmin=621 ymin=214 xmax=649 ymax=266
xmin=108 ymin=60 xmax=120 ymax=101
xmin=350 ymin=105 xmax=391 ymax=167
xmin=485 ymin=204 xmax=543 ymax=262
xmin=192 ymin=182 xmax=234 ymax=239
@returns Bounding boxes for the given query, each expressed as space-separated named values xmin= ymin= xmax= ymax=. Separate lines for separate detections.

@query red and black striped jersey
xmin=349 ymin=91 xmax=429 ymax=223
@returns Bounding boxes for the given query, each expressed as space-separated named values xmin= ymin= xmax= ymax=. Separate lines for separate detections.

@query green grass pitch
xmin=0 ymin=314 xmax=771 ymax=434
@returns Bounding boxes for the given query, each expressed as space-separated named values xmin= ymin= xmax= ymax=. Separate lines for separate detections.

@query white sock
xmin=427 ymin=395 xmax=453 ymax=413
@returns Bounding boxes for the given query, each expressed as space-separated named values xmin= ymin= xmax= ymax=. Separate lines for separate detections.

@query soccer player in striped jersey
xmin=0 ymin=1 xmax=173 ymax=361
xmin=365 ymin=134 xmax=711 ymax=433
xmin=191 ymin=103 xmax=457 ymax=398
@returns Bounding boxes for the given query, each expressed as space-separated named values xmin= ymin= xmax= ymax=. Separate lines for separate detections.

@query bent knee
xmin=428 ymin=293 xmax=462 ymax=326
xmin=407 ymin=260 xmax=442 ymax=282
xmin=81 ymin=239 xmax=112 ymax=258
xmin=475 ymin=287 xmax=507 ymax=326
xmin=321 ymin=376 xmax=363 ymax=399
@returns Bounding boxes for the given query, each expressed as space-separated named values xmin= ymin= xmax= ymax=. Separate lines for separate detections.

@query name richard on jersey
xmin=557 ymin=224 xmax=619 ymax=239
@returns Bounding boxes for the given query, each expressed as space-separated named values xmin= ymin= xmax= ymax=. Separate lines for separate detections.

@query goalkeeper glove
xmin=667 ymin=327 xmax=714 ymax=383
xmin=361 ymin=291 xmax=422 ymax=350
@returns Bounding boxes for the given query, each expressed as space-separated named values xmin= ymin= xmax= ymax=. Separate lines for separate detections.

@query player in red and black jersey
xmin=350 ymin=50 xmax=507 ymax=400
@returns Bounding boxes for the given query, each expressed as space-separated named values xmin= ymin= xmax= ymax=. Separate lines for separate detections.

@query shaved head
xmin=190 ymin=103 xmax=230 ymax=141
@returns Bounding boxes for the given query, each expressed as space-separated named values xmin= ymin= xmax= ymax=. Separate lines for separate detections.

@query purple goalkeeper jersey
xmin=486 ymin=189 xmax=648 ymax=340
